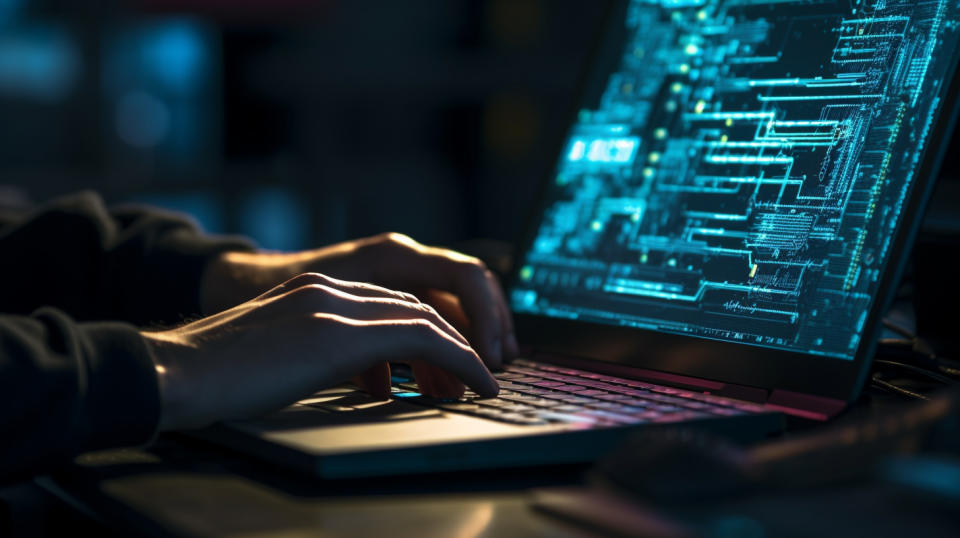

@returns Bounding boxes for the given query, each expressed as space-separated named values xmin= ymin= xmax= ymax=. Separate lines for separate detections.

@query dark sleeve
xmin=0 ymin=191 xmax=255 ymax=326
xmin=0 ymin=308 xmax=160 ymax=484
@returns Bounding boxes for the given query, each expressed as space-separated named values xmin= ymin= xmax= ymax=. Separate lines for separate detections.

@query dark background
xmin=0 ymin=0 xmax=610 ymax=251
xmin=0 ymin=0 xmax=957 ymax=252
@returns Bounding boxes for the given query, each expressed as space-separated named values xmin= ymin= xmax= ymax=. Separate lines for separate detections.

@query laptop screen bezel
xmin=507 ymin=0 xmax=960 ymax=402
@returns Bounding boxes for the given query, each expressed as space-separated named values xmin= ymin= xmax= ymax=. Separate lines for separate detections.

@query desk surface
xmin=9 ymin=391 xmax=959 ymax=538
xmin=39 ymin=438 xmax=599 ymax=538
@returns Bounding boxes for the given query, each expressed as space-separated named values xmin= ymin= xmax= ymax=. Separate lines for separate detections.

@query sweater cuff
xmin=77 ymin=321 xmax=162 ymax=451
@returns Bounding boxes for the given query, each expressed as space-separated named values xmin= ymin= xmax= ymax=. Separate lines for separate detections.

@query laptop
xmin=194 ymin=0 xmax=960 ymax=478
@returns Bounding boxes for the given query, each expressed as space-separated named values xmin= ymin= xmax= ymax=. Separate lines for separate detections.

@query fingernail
xmin=483 ymin=377 xmax=500 ymax=398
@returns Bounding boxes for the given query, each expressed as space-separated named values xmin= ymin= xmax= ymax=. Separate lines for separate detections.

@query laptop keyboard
xmin=391 ymin=359 xmax=768 ymax=428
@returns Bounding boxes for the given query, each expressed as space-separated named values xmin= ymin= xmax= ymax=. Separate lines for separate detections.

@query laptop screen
xmin=511 ymin=0 xmax=960 ymax=361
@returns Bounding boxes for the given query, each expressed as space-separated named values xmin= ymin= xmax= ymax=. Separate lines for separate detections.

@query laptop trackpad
xmin=234 ymin=393 xmax=443 ymax=431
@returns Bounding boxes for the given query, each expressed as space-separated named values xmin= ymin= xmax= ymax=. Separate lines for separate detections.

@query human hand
xmin=146 ymin=273 xmax=498 ymax=431
xmin=201 ymin=233 xmax=518 ymax=369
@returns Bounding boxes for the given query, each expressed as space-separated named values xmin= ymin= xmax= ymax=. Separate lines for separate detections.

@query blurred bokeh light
xmin=1 ymin=0 xmax=956 ymax=252
xmin=0 ymin=0 xmax=610 ymax=251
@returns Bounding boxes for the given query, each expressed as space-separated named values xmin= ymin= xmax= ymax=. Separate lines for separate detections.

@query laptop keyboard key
xmin=588 ymin=402 xmax=629 ymax=411
xmin=575 ymin=410 xmax=645 ymax=425
xmin=505 ymin=404 xmax=539 ymax=413
xmin=475 ymin=399 xmax=513 ymax=408
xmin=438 ymin=403 xmax=480 ymax=412
xmin=537 ymin=411 xmax=597 ymax=424
xmin=708 ymin=407 xmax=746 ymax=416
xmin=653 ymin=411 xmax=709 ymax=423
xmin=393 ymin=359 xmax=768 ymax=427
xmin=531 ymin=381 xmax=566 ymax=388
xmin=522 ymin=388 xmax=559 ymax=396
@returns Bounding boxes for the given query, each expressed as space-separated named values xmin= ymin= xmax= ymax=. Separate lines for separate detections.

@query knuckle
xmin=307 ymin=312 xmax=337 ymax=326
xmin=382 ymin=232 xmax=414 ymax=245
xmin=302 ymin=283 xmax=330 ymax=293
xmin=291 ymin=283 xmax=333 ymax=304
xmin=412 ymin=302 xmax=439 ymax=317
xmin=311 ymin=312 xmax=360 ymax=329
xmin=299 ymin=272 xmax=330 ymax=283
xmin=283 ymin=273 xmax=332 ymax=293
xmin=457 ymin=258 xmax=487 ymax=278
xmin=371 ymin=232 xmax=419 ymax=254
xmin=370 ymin=231 xmax=400 ymax=243
xmin=409 ymin=318 xmax=440 ymax=334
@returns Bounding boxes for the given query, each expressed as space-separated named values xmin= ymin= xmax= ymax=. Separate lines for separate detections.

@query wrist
xmin=142 ymin=331 xmax=191 ymax=431
xmin=200 ymin=250 xmax=313 ymax=315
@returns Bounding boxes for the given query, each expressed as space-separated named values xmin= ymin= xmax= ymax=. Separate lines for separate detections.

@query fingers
xmin=231 ymin=262 xmax=504 ymax=398
xmin=369 ymin=236 xmax=514 ymax=369
xmin=311 ymin=314 xmax=499 ymax=398
xmin=432 ymin=368 xmax=466 ymax=398
xmin=352 ymin=363 xmax=392 ymax=400
xmin=410 ymin=361 xmax=437 ymax=396
xmin=421 ymin=289 xmax=515 ymax=370
xmin=412 ymin=361 xmax=465 ymax=399
xmin=485 ymin=269 xmax=519 ymax=360
xmin=256 ymin=272 xmax=421 ymax=304
xmin=257 ymin=280 xmax=488 ymax=398
xmin=421 ymin=289 xmax=470 ymax=332
xmin=416 ymin=262 xmax=514 ymax=368
xmin=425 ymin=259 xmax=501 ymax=367
xmin=267 ymin=284 xmax=469 ymax=347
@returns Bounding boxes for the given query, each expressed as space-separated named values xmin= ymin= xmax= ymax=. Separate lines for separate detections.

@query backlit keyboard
xmin=391 ymin=359 xmax=768 ymax=428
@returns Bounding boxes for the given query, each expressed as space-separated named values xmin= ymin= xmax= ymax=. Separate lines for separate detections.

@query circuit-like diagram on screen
xmin=513 ymin=0 xmax=960 ymax=359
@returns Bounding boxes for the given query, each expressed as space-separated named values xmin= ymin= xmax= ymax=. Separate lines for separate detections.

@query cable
xmin=939 ymin=364 xmax=960 ymax=378
xmin=873 ymin=359 xmax=957 ymax=385
xmin=878 ymin=337 xmax=914 ymax=347
xmin=882 ymin=318 xmax=917 ymax=340
xmin=870 ymin=373 xmax=930 ymax=401
xmin=874 ymin=316 xmax=960 ymax=396
xmin=875 ymin=332 xmax=960 ymax=382
xmin=876 ymin=325 xmax=949 ymax=366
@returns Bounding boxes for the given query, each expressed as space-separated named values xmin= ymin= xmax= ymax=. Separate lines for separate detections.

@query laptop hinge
xmin=766 ymin=389 xmax=847 ymax=421
xmin=713 ymin=383 xmax=768 ymax=404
